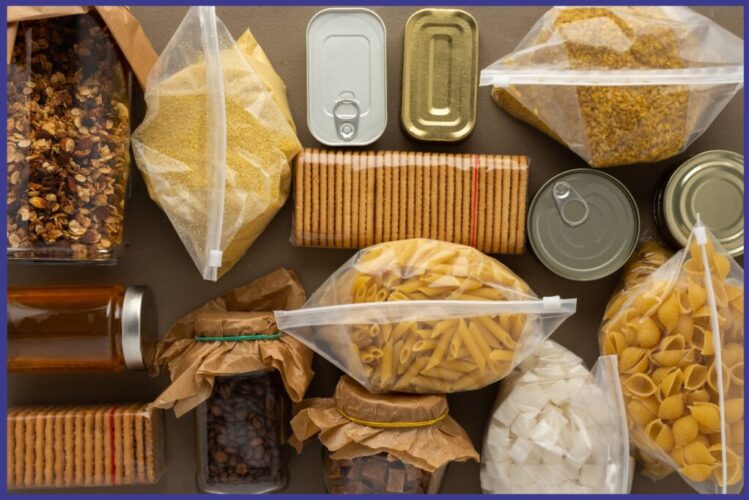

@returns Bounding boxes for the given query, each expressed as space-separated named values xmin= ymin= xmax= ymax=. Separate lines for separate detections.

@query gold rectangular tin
xmin=401 ymin=8 xmax=478 ymax=142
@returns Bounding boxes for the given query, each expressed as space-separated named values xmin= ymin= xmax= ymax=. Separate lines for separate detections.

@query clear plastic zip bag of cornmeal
xmin=276 ymin=239 xmax=576 ymax=394
xmin=598 ymin=221 xmax=744 ymax=493
xmin=132 ymin=7 xmax=301 ymax=280
xmin=480 ymin=7 xmax=743 ymax=168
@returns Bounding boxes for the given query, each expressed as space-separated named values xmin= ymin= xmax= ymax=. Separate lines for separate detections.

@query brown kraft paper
xmin=7 ymin=6 xmax=157 ymax=89
xmin=290 ymin=376 xmax=479 ymax=473
xmin=151 ymin=268 xmax=314 ymax=417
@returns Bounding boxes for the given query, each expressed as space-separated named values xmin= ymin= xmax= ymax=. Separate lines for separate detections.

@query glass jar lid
xmin=122 ymin=285 xmax=158 ymax=370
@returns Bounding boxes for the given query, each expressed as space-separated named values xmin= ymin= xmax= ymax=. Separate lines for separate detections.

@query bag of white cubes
xmin=481 ymin=341 xmax=633 ymax=493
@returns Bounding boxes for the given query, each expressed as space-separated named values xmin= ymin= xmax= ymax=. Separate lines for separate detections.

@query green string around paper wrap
xmin=194 ymin=332 xmax=283 ymax=342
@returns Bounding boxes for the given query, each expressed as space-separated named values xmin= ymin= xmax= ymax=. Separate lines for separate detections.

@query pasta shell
xmin=683 ymin=364 xmax=708 ymax=391
xmin=686 ymin=389 xmax=711 ymax=405
xmin=683 ymin=255 xmax=704 ymax=275
xmin=659 ymin=368 xmax=684 ymax=398
xmin=604 ymin=293 xmax=628 ymax=321
xmin=730 ymin=362 xmax=744 ymax=387
xmin=711 ymin=277 xmax=729 ymax=308
xmin=693 ymin=305 xmax=712 ymax=319
xmin=730 ymin=296 xmax=744 ymax=313
xmin=708 ymin=431 xmax=727 ymax=447
xmin=687 ymin=279 xmax=708 ymax=312
xmin=660 ymin=334 xmax=686 ymax=351
xmin=657 ymin=294 xmax=680 ymax=333
xmin=725 ymin=398 xmax=744 ymax=424
xmin=635 ymin=293 xmax=662 ymax=316
xmin=671 ymin=447 xmax=687 ymax=467
xmin=707 ymin=362 xmax=731 ymax=395
xmin=635 ymin=317 xmax=662 ymax=348
xmin=722 ymin=343 xmax=744 ymax=367
xmin=731 ymin=422 xmax=744 ymax=445
xmin=620 ymin=346 xmax=649 ymax=374
xmin=628 ymin=397 xmax=658 ymax=427
xmin=713 ymin=461 xmax=744 ymax=488
xmin=658 ymin=394 xmax=685 ymax=420
xmin=651 ymin=349 xmax=691 ymax=368
xmin=603 ymin=330 xmax=628 ymax=356
xmin=725 ymin=281 xmax=744 ymax=301
xmin=690 ymin=402 xmax=721 ymax=433
xmin=652 ymin=366 xmax=673 ymax=385
xmin=677 ymin=348 xmax=699 ymax=369
xmin=691 ymin=326 xmax=714 ymax=356
xmin=645 ymin=419 xmax=675 ymax=453
xmin=708 ymin=445 xmax=743 ymax=487
xmin=674 ymin=315 xmax=694 ymax=343
xmin=673 ymin=415 xmax=699 ymax=447
xmin=711 ymin=253 xmax=731 ymax=281
xmin=677 ymin=290 xmax=693 ymax=315
xmin=683 ymin=440 xmax=716 ymax=466
xmin=699 ymin=434 xmax=714 ymax=447
xmin=680 ymin=464 xmax=714 ymax=482
xmin=623 ymin=373 xmax=658 ymax=398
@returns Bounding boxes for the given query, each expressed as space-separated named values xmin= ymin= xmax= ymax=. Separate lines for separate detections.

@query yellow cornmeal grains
xmin=492 ymin=7 xmax=692 ymax=168
xmin=133 ymin=40 xmax=301 ymax=279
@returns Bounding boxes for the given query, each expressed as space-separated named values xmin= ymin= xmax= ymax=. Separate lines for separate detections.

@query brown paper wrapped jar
xmin=150 ymin=268 xmax=314 ymax=494
xmin=291 ymin=376 xmax=479 ymax=493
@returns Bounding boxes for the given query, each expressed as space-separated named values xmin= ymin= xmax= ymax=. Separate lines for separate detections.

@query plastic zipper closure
xmin=480 ymin=65 xmax=745 ymax=87
xmin=275 ymin=297 xmax=577 ymax=329
xmin=198 ymin=6 xmax=227 ymax=282
xmin=694 ymin=222 xmax=728 ymax=494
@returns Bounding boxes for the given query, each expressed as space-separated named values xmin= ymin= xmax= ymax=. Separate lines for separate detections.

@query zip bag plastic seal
xmin=132 ymin=6 xmax=301 ymax=281
xmin=276 ymin=239 xmax=576 ymax=393
xmin=480 ymin=6 xmax=744 ymax=168
xmin=481 ymin=341 xmax=631 ymax=494
xmin=598 ymin=220 xmax=744 ymax=493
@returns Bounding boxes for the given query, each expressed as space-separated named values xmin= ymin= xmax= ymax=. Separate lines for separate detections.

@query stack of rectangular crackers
xmin=7 ymin=404 xmax=164 ymax=489
xmin=292 ymin=148 xmax=529 ymax=253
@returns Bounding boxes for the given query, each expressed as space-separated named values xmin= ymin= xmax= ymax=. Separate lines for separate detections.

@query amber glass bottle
xmin=7 ymin=285 xmax=156 ymax=372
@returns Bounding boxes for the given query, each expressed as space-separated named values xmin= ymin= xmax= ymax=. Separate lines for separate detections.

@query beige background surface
xmin=8 ymin=5 xmax=744 ymax=494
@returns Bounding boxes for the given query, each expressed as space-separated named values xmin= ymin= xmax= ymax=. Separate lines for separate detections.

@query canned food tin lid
xmin=528 ymin=169 xmax=640 ymax=281
xmin=306 ymin=8 xmax=387 ymax=146
xmin=122 ymin=286 xmax=158 ymax=370
xmin=401 ymin=8 xmax=478 ymax=142
xmin=664 ymin=150 xmax=744 ymax=256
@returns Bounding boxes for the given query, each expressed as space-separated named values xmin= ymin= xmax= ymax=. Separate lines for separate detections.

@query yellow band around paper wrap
xmin=336 ymin=406 xmax=449 ymax=429
xmin=333 ymin=376 xmax=449 ymax=427
xmin=289 ymin=376 xmax=479 ymax=473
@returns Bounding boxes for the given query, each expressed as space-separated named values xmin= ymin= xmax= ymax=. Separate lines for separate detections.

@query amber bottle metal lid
xmin=122 ymin=286 xmax=158 ymax=370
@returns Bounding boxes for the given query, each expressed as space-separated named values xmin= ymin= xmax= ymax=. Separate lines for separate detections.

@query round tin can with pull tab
xmin=527 ymin=169 xmax=640 ymax=281
xmin=654 ymin=150 xmax=744 ymax=257
xmin=306 ymin=8 xmax=387 ymax=146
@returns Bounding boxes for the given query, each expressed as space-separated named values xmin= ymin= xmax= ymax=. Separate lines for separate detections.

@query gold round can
xmin=655 ymin=150 xmax=744 ymax=257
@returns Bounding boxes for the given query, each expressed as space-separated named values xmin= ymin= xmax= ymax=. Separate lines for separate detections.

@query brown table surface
xmin=8 ymin=5 xmax=744 ymax=495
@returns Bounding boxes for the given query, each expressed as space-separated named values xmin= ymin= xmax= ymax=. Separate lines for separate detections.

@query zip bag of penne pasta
xmin=481 ymin=341 xmax=632 ymax=494
xmin=275 ymin=239 xmax=577 ymax=394
xmin=598 ymin=221 xmax=744 ymax=493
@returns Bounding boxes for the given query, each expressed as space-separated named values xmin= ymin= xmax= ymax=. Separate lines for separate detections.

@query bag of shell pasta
xmin=598 ymin=222 xmax=744 ymax=493
xmin=132 ymin=6 xmax=301 ymax=280
xmin=480 ymin=6 xmax=744 ymax=168
xmin=481 ymin=341 xmax=632 ymax=494
xmin=276 ymin=239 xmax=576 ymax=393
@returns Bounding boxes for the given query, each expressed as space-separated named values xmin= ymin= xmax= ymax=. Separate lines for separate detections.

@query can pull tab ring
xmin=333 ymin=98 xmax=360 ymax=142
xmin=553 ymin=181 xmax=589 ymax=228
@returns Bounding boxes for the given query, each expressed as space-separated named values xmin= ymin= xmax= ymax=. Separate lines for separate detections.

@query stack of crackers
xmin=7 ymin=404 xmax=163 ymax=489
xmin=292 ymin=148 xmax=529 ymax=253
